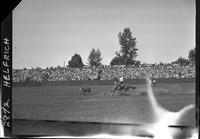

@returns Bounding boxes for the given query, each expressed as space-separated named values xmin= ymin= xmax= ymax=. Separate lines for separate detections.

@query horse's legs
xmin=124 ymin=85 xmax=135 ymax=95
xmin=111 ymin=87 xmax=116 ymax=95
xmin=126 ymin=86 xmax=129 ymax=91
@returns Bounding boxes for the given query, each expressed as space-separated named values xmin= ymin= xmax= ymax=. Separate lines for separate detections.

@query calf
xmin=80 ymin=87 xmax=91 ymax=95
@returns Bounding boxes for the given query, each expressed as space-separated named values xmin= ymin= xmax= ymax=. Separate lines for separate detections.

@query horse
xmin=111 ymin=77 xmax=136 ymax=95
xmin=80 ymin=87 xmax=91 ymax=95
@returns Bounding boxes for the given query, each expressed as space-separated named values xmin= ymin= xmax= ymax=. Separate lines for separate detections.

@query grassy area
xmin=12 ymin=80 xmax=196 ymax=136
xmin=13 ymin=82 xmax=195 ymax=124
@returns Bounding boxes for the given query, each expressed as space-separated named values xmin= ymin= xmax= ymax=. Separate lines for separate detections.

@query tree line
xmin=68 ymin=27 xmax=196 ymax=68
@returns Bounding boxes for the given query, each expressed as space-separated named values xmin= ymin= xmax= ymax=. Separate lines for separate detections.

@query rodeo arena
xmin=10 ymin=62 xmax=198 ymax=139
xmin=9 ymin=59 xmax=197 ymax=139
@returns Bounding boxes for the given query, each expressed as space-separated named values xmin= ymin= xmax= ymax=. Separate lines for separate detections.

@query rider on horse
xmin=118 ymin=74 xmax=125 ymax=89
xmin=112 ymin=74 xmax=136 ymax=95
xmin=113 ymin=74 xmax=125 ymax=89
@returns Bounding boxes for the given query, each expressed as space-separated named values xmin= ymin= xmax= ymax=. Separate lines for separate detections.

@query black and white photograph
xmin=1 ymin=0 xmax=198 ymax=138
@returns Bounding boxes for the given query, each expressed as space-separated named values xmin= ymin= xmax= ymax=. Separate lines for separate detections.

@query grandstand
xmin=13 ymin=63 xmax=195 ymax=83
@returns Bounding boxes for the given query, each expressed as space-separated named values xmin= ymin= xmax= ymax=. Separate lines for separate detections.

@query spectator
xmin=12 ymin=63 xmax=195 ymax=82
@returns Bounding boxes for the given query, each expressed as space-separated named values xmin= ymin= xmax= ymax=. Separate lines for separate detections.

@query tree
xmin=110 ymin=27 xmax=138 ymax=66
xmin=188 ymin=47 xmax=196 ymax=63
xmin=87 ymin=48 xmax=102 ymax=67
xmin=68 ymin=54 xmax=84 ymax=68
xmin=110 ymin=56 xmax=124 ymax=66
xmin=172 ymin=57 xmax=190 ymax=66
xmin=134 ymin=60 xmax=141 ymax=67
xmin=159 ymin=62 xmax=164 ymax=66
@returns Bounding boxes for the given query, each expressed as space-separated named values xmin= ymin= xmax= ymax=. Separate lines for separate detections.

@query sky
xmin=13 ymin=0 xmax=195 ymax=69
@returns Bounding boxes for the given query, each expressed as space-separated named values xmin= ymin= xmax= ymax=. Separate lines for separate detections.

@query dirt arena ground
xmin=12 ymin=80 xmax=196 ymax=136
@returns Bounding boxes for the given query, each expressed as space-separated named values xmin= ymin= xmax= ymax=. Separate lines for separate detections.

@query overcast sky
xmin=13 ymin=0 xmax=195 ymax=69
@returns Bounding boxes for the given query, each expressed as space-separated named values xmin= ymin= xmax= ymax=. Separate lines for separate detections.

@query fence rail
xmin=13 ymin=78 xmax=195 ymax=87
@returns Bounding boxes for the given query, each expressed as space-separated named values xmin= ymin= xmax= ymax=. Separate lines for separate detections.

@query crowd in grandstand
xmin=12 ymin=63 xmax=195 ymax=82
